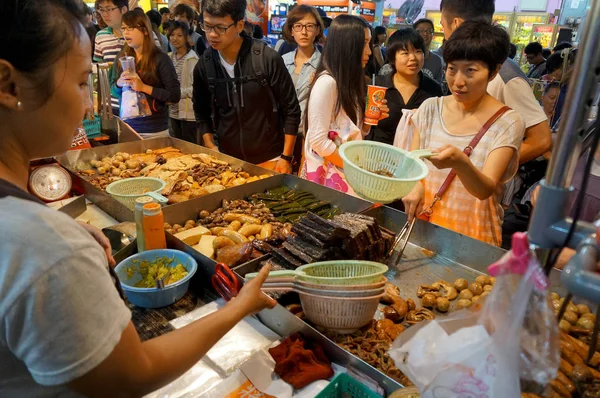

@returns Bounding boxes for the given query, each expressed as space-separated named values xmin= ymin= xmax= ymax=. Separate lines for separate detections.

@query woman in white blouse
xmin=302 ymin=15 xmax=388 ymax=195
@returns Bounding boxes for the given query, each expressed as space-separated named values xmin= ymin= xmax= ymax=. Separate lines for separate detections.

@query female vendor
xmin=0 ymin=1 xmax=275 ymax=396
xmin=402 ymin=21 xmax=525 ymax=247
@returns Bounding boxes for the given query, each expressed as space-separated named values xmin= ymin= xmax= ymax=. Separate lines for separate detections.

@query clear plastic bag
xmin=118 ymin=56 xmax=151 ymax=121
xmin=389 ymin=233 xmax=560 ymax=397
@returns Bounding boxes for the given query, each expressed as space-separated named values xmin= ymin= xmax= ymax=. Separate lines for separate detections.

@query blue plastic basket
xmin=83 ymin=115 xmax=101 ymax=138
xmin=114 ymin=249 xmax=197 ymax=308
xmin=316 ymin=373 xmax=382 ymax=398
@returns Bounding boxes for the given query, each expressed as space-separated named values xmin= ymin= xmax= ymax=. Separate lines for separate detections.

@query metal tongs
xmin=388 ymin=217 xmax=417 ymax=262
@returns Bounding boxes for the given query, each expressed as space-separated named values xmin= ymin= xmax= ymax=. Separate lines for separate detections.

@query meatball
xmin=454 ymin=278 xmax=468 ymax=291
xmin=459 ymin=289 xmax=474 ymax=300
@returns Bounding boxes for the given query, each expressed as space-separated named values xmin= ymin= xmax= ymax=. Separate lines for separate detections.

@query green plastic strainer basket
xmin=245 ymin=260 xmax=388 ymax=286
xmin=105 ymin=177 xmax=168 ymax=210
xmin=339 ymin=141 xmax=431 ymax=204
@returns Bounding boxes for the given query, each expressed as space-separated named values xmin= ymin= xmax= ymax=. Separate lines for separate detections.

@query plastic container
xmin=339 ymin=141 xmax=431 ymax=204
xmin=299 ymin=290 xmax=384 ymax=333
xmin=316 ymin=373 xmax=382 ymax=398
xmin=114 ymin=249 xmax=198 ymax=308
xmin=246 ymin=261 xmax=388 ymax=286
xmin=364 ymin=85 xmax=388 ymax=125
xmin=105 ymin=177 xmax=167 ymax=210
xmin=143 ymin=203 xmax=167 ymax=250
xmin=135 ymin=196 xmax=155 ymax=253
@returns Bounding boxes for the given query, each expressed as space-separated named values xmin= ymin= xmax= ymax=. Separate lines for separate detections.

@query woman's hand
xmin=78 ymin=221 xmax=116 ymax=268
xmin=428 ymin=145 xmax=469 ymax=170
xmin=117 ymin=71 xmax=131 ymax=88
xmin=402 ymin=181 xmax=424 ymax=222
xmin=377 ymin=99 xmax=390 ymax=122
xmin=230 ymin=264 xmax=277 ymax=316
xmin=127 ymin=73 xmax=150 ymax=94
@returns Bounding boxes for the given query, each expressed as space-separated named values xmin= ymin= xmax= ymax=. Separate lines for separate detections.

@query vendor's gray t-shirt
xmin=0 ymin=196 xmax=131 ymax=397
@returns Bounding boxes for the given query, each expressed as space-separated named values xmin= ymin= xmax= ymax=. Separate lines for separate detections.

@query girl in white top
xmin=302 ymin=15 xmax=388 ymax=195
xmin=401 ymin=21 xmax=525 ymax=246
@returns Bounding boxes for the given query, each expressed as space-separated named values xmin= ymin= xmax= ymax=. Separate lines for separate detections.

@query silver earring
xmin=17 ymin=101 xmax=23 ymax=109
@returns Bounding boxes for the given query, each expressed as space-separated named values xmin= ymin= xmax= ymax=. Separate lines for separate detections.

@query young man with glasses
xmin=93 ymin=0 xmax=128 ymax=64
xmin=413 ymin=18 xmax=443 ymax=84
xmin=193 ymin=0 xmax=301 ymax=173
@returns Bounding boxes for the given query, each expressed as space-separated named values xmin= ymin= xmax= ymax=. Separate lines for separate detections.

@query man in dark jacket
xmin=193 ymin=0 xmax=301 ymax=173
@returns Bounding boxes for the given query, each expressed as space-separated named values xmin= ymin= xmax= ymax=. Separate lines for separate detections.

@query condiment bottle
xmin=135 ymin=196 xmax=155 ymax=252
xmin=142 ymin=202 xmax=167 ymax=250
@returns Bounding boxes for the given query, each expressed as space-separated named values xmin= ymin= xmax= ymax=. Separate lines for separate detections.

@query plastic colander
xmin=245 ymin=260 xmax=388 ymax=286
xmin=339 ymin=141 xmax=432 ymax=204
xmin=105 ymin=177 xmax=168 ymax=210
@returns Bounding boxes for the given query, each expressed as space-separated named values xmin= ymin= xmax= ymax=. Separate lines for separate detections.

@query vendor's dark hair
xmin=168 ymin=21 xmax=192 ymax=50
xmin=0 ymin=0 xmax=87 ymax=107
xmin=386 ymin=28 xmax=425 ymax=69
xmin=305 ymin=15 xmax=368 ymax=128
xmin=443 ymin=20 xmax=509 ymax=74
xmin=440 ymin=0 xmax=494 ymax=22
xmin=173 ymin=3 xmax=194 ymax=21
xmin=524 ymin=41 xmax=543 ymax=56
xmin=202 ymin=0 xmax=246 ymax=23
xmin=413 ymin=18 xmax=434 ymax=31
xmin=283 ymin=5 xmax=324 ymax=43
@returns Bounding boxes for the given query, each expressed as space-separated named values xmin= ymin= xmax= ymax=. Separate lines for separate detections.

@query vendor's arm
xmin=192 ymin=57 xmax=219 ymax=151
xmin=68 ymin=265 xmax=276 ymax=397
xmin=401 ymin=126 xmax=424 ymax=221
xmin=305 ymin=75 xmax=344 ymax=169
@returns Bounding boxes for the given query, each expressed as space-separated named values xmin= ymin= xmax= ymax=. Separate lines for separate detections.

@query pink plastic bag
xmin=389 ymin=233 xmax=559 ymax=397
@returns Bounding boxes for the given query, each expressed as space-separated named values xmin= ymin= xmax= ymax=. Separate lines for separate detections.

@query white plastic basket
xmin=299 ymin=290 xmax=384 ymax=333
xmin=106 ymin=177 xmax=168 ymax=210
xmin=339 ymin=141 xmax=431 ymax=203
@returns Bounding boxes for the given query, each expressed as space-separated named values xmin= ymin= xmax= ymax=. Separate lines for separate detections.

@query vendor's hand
xmin=530 ymin=185 xmax=540 ymax=207
xmin=428 ymin=145 xmax=469 ymax=170
xmin=402 ymin=182 xmax=424 ymax=222
xmin=206 ymin=144 xmax=220 ymax=153
xmin=78 ymin=221 xmax=116 ymax=268
xmin=232 ymin=264 xmax=277 ymax=316
xmin=274 ymin=158 xmax=292 ymax=174
xmin=377 ymin=99 xmax=390 ymax=122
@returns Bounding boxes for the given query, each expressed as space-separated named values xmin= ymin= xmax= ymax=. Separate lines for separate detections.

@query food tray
xmin=54 ymin=137 xmax=276 ymax=222
xmin=161 ymin=173 xmax=375 ymax=273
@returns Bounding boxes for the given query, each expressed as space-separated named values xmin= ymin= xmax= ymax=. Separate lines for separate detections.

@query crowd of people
xmin=0 ymin=0 xmax=599 ymax=396
xmin=84 ymin=0 xmax=595 ymax=247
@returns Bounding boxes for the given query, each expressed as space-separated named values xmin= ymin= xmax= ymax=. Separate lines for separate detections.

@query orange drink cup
xmin=364 ymin=85 xmax=388 ymax=125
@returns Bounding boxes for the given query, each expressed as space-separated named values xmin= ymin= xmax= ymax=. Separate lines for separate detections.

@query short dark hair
xmin=440 ymin=0 xmax=494 ymax=22
xmin=1 ymin=0 xmax=87 ymax=107
xmin=544 ymin=82 xmax=560 ymax=94
xmin=542 ymin=48 xmax=551 ymax=59
xmin=443 ymin=20 xmax=510 ymax=73
xmin=253 ymin=23 xmax=264 ymax=39
xmin=509 ymin=43 xmax=517 ymax=59
xmin=413 ymin=18 xmax=434 ymax=31
xmin=146 ymin=9 xmax=161 ymax=27
xmin=173 ymin=3 xmax=195 ymax=21
xmin=553 ymin=42 xmax=573 ymax=53
xmin=159 ymin=7 xmax=170 ymax=15
xmin=202 ymin=0 xmax=246 ymax=23
xmin=283 ymin=5 xmax=324 ymax=43
xmin=545 ymin=52 xmax=563 ymax=73
xmin=524 ymin=41 xmax=543 ymax=56
xmin=387 ymin=28 xmax=426 ymax=68
xmin=97 ymin=0 xmax=127 ymax=9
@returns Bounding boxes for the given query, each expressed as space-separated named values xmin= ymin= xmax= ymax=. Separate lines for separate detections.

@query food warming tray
xmin=54 ymin=137 xmax=276 ymax=222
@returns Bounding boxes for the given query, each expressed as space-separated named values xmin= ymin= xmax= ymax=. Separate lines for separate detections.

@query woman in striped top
xmin=401 ymin=21 xmax=525 ymax=247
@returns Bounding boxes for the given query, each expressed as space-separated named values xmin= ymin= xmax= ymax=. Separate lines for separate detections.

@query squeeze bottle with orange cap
xmin=142 ymin=202 xmax=167 ymax=250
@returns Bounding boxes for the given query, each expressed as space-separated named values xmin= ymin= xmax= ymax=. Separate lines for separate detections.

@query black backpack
xmin=202 ymin=40 xmax=277 ymax=124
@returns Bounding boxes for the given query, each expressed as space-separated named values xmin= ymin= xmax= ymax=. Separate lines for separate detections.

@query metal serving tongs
xmin=388 ymin=217 xmax=416 ymax=262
